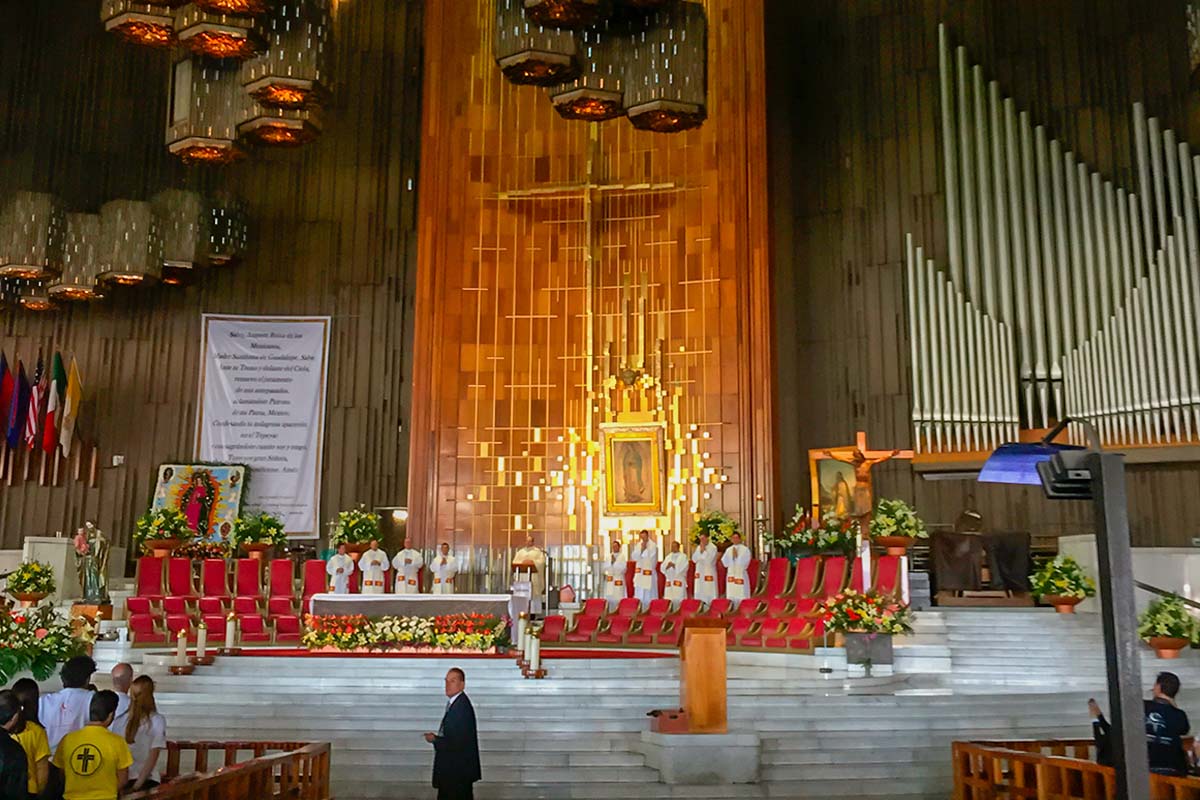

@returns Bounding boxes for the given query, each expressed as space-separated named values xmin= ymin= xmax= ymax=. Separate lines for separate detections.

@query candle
xmin=756 ymin=495 xmax=766 ymax=519
xmin=516 ymin=613 xmax=527 ymax=653
xmin=225 ymin=613 xmax=236 ymax=648
xmin=530 ymin=633 xmax=541 ymax=672
xmin=196 ymin=624 xmax=207 ymax=659
xmin=175 ymin=629 xmax=187 ymax=667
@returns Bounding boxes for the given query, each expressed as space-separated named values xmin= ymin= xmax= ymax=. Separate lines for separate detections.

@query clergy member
xmin=358 ymin=539 xmax=389 ymax=594
xmin=392 ymin=536 xmax=424 ymax=594
xmin=512 ymin=533 xmax=547 ymax=615
xmin=430 ymin=542 xmax=459 ymax=595
xmin=721 ymin=531 xmax=752 ymax=602
xmin=660 ymin=540 xmax=689 ymax=607
xmin=603 ymin=539 xmax=627 ymax=611
xmin=691 ymin=532 xmax=718 ymax=604
xmin=632 ymin=530 xmax=658 ymax=608
xmin=326 ymin=543 xmax=354 ymax=594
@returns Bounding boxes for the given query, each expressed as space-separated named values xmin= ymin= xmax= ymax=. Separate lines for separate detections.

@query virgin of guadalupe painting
xmin=601 ymin=424 xmax=665 ymax=516
xmin=151 ymin=464 xmax=247 ymax=541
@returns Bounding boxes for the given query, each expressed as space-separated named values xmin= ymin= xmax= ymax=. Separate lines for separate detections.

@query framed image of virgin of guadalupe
xmin=151 ymin=463 xmax=248 ymax=541
xmin=601 ymin=423 xmax=666 ymax=516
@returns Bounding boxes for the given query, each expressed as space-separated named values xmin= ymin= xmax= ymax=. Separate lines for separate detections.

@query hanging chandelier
xmin=208 ymin=192 xmax=249 ymax=266
xmin=549 ymin=19 xmax=624 ymax=120
xmin=194 ymin=0 xmax=274 ymax=12
xmin=175 ymin=4 xmax=266 ymax=60
xmin=153 ymin=189 xmax=210 ymax=286
xmin=624 ymin=0 xmax=707 ymax=133
xmin=17 ymin=282 xmax=53 ymax=312
xmin=167 ymin=57 xmax=246 ymax=164
xmin=0 ymin=193 xmax=66 ymax=281
xmin=495 ymin=0 xmax=580 ymax=87
xmin=101 ymin=0 xmax=178 ymax=48
xmin=239 ymin=101 xmax=322 ymax=146
xmin=97 ymin=200 xmax=163 ymax=286
xmin=242 ymin=0 xmax=330 ymax=109
xmin=49 ymin=213 xmax=106 ymax=302
xmin=523 ymin=0 xmax=607 ymax=29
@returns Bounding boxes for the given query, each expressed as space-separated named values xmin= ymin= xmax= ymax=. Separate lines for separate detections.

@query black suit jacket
xmin=0 ymin=730 xmax=28 ymax=800
xmin=433 ymin=693 xmax=482 ymax=789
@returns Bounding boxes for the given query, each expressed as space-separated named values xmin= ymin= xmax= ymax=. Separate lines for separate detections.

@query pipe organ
xmin=908 ymin=25 xmax=1200 ymax=454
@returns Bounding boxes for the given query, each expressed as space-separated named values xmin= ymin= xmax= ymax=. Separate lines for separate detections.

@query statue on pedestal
xmin=73 ymin=522 xmax=110 ymax=604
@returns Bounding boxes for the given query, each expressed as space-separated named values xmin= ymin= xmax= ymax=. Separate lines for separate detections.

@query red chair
xmin=564 ymin=615 xmax=601 ymax=643
xmin=705 ymin=598 xmax=733 ymax=617
xmin=125 ymin=597 xmax=162 ymax=622
xmin=301 ymin=560 xmax=327 ymax=613
xmin=874 ymin=556 xmax=901 ymax=596
xmin=596 ymin=616 xmax=634 ymax=644
xmin=763 ymin=617 xmax=818 ymax=650
xmin=726 ymin=616 xmax=760 ymax=647
xmin=677 ymin=598 xmax=703 ymax=618
xmin=645 ymin=598 xmax=671 ymax=617
xmin=747 ymin=558 xmax=761 ymax=594
xmin=234 ymin=559 xmax=264 ymax=607
xmin=198 ymin=597 xmax=230 ymax=614
xmin=134 ymin=557 xmax=166 ymax=603
xmin=789 ymin=557 xmax=822 ymax=598
xmin=656 ymin=617 xmax=683 ymax=647
xmin=348 ymin=569 xmax=360 ymax=594
xmin=201 ymin=614 xmax=228 ymax=642
xmin=735 ymin=598 xmax=761 ymax=618
xmin=754 ymin=557 xmax=791 ymax=600
xmin=273 ymin=615 xmax=302 ymax=643
xmin=614 ymin=597 xmax=641 ymax=618
xmin=128 ymin=614 xmax=166 ymax=645
xmin=813 ymin=556 xmax=847 ymax=599
xmin=200 ymin=559 xmax=231 ymax=601
xmin=268 ymin=559 xmax=296 ymax=616
xmin=162 ymin=597 xmax=195 ymax=618
xmin=165 ymin=613 xmax=195 ymax=642
xmin=849 ymin=557 xmax=864 ymax=592
xmin=628 ymin=615 xmax=667 ymax=644
xmin=623 ymin=561 xmax=636 ymax=598
xmin=539 ymin=616 xmax=566 ymax=644
xmin=764 ymin=596 xmax=796 ymax=618
xmin=581 ymin=598 xmax=607 ymax=618
xmin=238 ymin=615 xmax=272 ymax=643
xmin=233 ymin=597 xmax=262 ymax=615
xmin=166 ymin=558 xmax=198 ymax=600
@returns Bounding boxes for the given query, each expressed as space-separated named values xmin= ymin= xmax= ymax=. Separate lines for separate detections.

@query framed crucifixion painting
xmin=808 ymin=431 xmax=914 ymax=519
xmin=601 ymin=423 xmax=666 ymax=517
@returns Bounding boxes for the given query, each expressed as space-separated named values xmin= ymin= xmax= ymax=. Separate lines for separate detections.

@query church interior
xmin=3 ymin=1 xmax=1200 ymax=798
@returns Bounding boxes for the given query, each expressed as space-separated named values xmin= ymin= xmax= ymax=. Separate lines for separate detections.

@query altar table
xmin=309 ymin=593 xmax=513 ymax=619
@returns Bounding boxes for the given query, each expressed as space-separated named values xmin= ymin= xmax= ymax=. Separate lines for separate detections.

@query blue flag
xmin=6 ymin=360 xmax=30 ymax=449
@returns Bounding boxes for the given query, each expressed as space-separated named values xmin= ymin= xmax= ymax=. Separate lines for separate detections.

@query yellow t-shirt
xmin=13 ymin=720 xmax=50 ymax=794
xmin=52 ymin=724 xmax=133 ymax=800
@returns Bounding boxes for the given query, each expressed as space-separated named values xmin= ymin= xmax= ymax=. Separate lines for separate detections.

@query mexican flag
xmin=59 ymin=357 xmax=83 ymax=458
xmin=42 ymin=352 xmax=66 ymax=454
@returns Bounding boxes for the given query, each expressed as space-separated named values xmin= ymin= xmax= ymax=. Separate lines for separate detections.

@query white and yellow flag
xmin=58 ymin=356 xmax=83 ymax=457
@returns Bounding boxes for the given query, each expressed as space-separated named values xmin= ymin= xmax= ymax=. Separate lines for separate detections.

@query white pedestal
xmin=636 ymin=731 xmax=759 ymax=784
xmin=23 ymin=536 xmax=78 ymax=601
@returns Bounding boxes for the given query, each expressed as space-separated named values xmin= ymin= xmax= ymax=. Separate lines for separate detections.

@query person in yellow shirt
xmin=52 ymin=691 xmax=132 ymax=800
xmin=12 ymin=678 xmax=50 ymax=797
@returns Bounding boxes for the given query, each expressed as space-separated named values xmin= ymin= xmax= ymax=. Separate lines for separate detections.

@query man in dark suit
xmin=424 ymin=667 xmax=481 ymax=800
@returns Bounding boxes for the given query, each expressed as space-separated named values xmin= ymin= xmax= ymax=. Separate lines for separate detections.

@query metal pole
xmin=1088 ymin=449 xmax=1150 ymax=800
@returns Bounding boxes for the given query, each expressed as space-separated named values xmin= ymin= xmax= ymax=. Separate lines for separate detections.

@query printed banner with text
xmin=195 ymin=315 xmax=330 ymax=537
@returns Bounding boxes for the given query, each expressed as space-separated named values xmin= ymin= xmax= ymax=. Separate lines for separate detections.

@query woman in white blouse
xmin=110 ymin=675 xmax=167 ymax=792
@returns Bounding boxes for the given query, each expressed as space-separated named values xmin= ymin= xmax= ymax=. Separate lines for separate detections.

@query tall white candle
xmin=515 ymin=614 xmax=526 ymax=653
xmin=756 ymin=495 xmax=766 ymax=519
xmin=196 ymin=624 xmax=207 ymax=659
xmin=530 ymin=634 xmax=541 ymax=672
xmin=225 ymin=614 xmax=236 ymax=648
xmin=175 ymin=629 xmax=187 ymax=667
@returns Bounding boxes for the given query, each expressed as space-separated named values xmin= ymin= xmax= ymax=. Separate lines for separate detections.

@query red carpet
xmin=225 ymin=648 xmax=675 ymax=660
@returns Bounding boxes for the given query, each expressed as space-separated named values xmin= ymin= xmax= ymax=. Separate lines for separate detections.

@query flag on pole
xmin=59 ymin=357 xmax=83 ymax=458
xmin=24 ymin=351 xmax=45 ymax=450
xmin=6 ymin=361 xmax=30 ymax=450
xmin=0 ymin=351 xmax=12 ymax=433
xmin=42 ymin=352 xmax=66 ymax=454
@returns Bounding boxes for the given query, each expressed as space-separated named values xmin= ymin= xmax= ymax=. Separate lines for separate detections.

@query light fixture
xmin=238 ymin=99 xmax=322 ymax=146
xmin=549 ymin=18 xmax=624 ymax=120
xmin=523 ymin=0 xmax=608 ymax=28
xmin=0 ymin=192 xmax=66 ymax=280
xmin=242 ymin=0 xmax=330 ymax=109
xmin=97 ymin=200 xmax=163 ymax=286
xmin=48 ymin=213 xmax=105 ymax=302
xmin=153 ymin=189 xmax=210 ymax=286
xmin=495 ymin=0 xmax=580 ymax=87
xmin=17 ymin=282 xmax=53 ymax=312
xmin=101 ymin=0 xmax=178 ymax=48
xmin=175 ymin=4 xmax=265 ymax=60
xmin=194 ymin=0 xmax=274 ymax=12
xmin=616 ymin=0 xmax=670 ymax=7
xmin=167 ymin=57 xmax=246 ymax=164
xmin=207 ymin=192 xmax=248 ymax=266
xmin=624 ymin=0 xmax=707 ymax=133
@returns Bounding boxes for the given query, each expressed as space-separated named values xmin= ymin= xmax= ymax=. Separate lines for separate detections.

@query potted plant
xmin=1138 ymin=595 xmax=1198 ymax=659
xmin=233 ymin=511 xmax=288 ymax=559
xmin=133 ymin=508 xmax=195 ymax=557
xmin=869 ymin=498 xmax=928 ymax=556
xmin=765 ymin=507 xmax=858 ymax=561
xmin=690 ymin=510 xmax=739 ymax=550
xmin=0 ymin=604 xmax=88 ymax=684
xmin=1029 ymin=555 xmax=1096 ymax=613
xmin=6 ymin=561 xmax=56 ymax=605
xmin=331 ymin=506 xmax=380 ymax=560
xmin=817 ymin=589 xmax=913 ymax=665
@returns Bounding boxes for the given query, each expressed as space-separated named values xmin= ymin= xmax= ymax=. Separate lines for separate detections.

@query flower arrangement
xmin=1138 ymin=595 xmax=1199 ymax=642
xmin=1029 ymin=555 xmax=1096 ymax=600
xmin=765 ymin=507 xmax=858 ymax=558
xmin=331 ymin=506 xmax=380 ymax=546
xmin=868 ymin=498 xmax=928 ymax=541
xmin=817 ymin=590 xmax=913 ymax=634
xmin=6 ymin=561 xmax=55 ymax=597
xmin=690 ymin=510 xmax=739 ymax=546
xmin=0 ymin=604 xmax=88 ymax=685
xmin=233 ymin=511 xmax=288 ymax=547
xmin=132 ymin=507 xmax=195 ymax=554
xmin=174 ymin=540 xmax=232 ymax=560
xmin=302 ymin=613 xmax=510 ymax=652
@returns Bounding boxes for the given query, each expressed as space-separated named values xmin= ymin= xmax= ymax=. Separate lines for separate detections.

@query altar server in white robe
xmin=512 ymin=533 xmax=547 ymax=614
xmin=326 ymin=543 xmax=354 ymax=594
xmin=660 ymin=540 xmax=689 ymax=607
xmin=691 ymin=533 xmax=719 ymax=604
xmin=602 ymin=539 xmax=627 ymax=611
xmin=358 ymin=539 xmax=389 ymax=594
xmin=392 ymin=536 xmax=424 ymax=594
xmin=632 ymin=530 xmax=658 ymax=608
xmin=721 ymin=532 xmax=752 ymax=602
xmin=430 ymin=542 xmax=459 ymax=594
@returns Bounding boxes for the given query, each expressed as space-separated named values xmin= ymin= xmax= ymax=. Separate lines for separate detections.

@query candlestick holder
xmin=216 ymin=647 xmax=242 ymax=656
xmin=188 ymin=655 xmax=215 ymax=666
xmin=168 ymin=664 xmax=195 ymax=675
xmin=522 ymin=666 xmax=547 ymax=679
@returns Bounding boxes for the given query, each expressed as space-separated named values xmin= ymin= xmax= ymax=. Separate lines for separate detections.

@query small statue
xmin=73 ymin=522 xmax=110 ymax=604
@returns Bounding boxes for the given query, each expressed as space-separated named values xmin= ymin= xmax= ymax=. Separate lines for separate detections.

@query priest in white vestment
xmin=430 ymin=542 xmax=459 ymax=594
xmin=358 ymin=539 xmax=389 ymax=594
xmin=326 ymin=543 xmax=355 ymax=594
xmin=512 ymin=533 xmax=547 ymax=614
xmin=632 ymin=530 xmax=658 ymax=608
xmin=660 ymin=540 xmax=689 ymax=607
xmin=602 ymin=539 xmax=627 ymax=611
xmin=721 ymin=531 xmax=752 ymax=602
xmin=691 ymin=533 xmax=718 ymax=603
xmin=392 ymin=537 xmax=424 ymax=594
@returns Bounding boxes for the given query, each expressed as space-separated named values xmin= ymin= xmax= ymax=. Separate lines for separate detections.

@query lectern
xmin=679 ymin=617 xmax=728 ymax=733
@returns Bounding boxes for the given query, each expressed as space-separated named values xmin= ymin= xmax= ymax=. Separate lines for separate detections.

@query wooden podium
xmin=678 ymin=617 xmax=728 ymax=733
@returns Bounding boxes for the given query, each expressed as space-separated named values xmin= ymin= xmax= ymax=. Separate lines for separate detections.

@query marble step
xmin=337 ymin=782 xmax=767 ymax=799
xmin=329 ymin=764 xmax=661 ymax=784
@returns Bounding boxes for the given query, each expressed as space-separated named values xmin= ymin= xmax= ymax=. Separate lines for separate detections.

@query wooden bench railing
xmin=123 ymin=740 xmax=330 ymax=800
xmin=953 ymin=739 xmax=1200 ymax=800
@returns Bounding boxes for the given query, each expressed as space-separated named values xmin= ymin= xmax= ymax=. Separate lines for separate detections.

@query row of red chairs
xmin=127 ymin=611 xmax=302 ymax=645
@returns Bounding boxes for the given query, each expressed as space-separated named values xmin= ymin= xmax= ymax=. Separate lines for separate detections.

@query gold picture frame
xmin=601 ymin=423 xmax=666 ymax=516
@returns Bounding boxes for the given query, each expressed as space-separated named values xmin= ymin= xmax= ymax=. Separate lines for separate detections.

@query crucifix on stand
xmin=810 ymin=431 xmax=914 ymax=594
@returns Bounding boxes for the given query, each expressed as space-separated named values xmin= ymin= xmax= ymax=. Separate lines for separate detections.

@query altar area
xmin=308 ymin=592 xmax=514 ymax=619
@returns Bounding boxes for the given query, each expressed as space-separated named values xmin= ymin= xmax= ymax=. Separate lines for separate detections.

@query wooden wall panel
xmin=0 ymin=0 xmax=423 ymax=552
xmin=767 ymin=0 xmax=1200 ymax=544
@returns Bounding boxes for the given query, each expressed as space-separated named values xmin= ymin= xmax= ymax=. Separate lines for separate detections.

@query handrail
xmin=123 ymin=740 xmax=330 ymax=800
xmin=1135 ymin=580 xmax=1200 ymax=612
